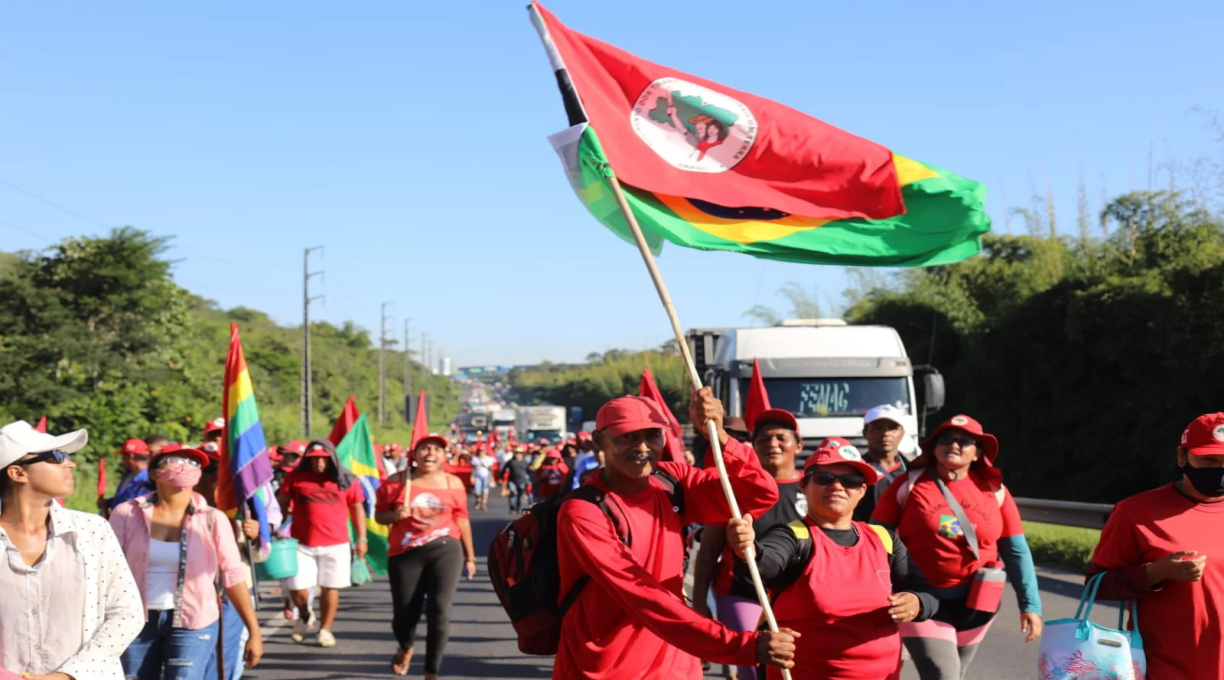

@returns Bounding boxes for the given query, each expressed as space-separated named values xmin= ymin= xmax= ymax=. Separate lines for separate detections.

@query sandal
xmin=392 ymin=646 xmax=413 ymax=676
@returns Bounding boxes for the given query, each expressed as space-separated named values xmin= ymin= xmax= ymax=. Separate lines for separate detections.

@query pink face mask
xmin=156 ymin=464 xmax=203 ymax=490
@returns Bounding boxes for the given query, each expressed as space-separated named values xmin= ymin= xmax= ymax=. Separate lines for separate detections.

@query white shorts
xmin=286 ymin=543 xmax=352 ymax=591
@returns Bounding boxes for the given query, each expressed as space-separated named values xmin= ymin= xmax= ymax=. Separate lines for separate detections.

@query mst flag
xmin=638 ymin=367 xmax=687 ymax=464
xmin=550 ymin=123 xmax=989 ymax=267
xmin=218 ymin=323 xmax=281 ymax=559
xmin=530 ymin=2 xmax=903 ymax=222
xmin=744 ymin=358 xmax=772 ymax=432
xmin=333 ymin=410 xmax=390 ymax=575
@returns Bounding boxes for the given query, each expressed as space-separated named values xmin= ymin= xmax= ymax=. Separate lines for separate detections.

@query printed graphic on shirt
xmin=938 ymin=514 xmax=963 ymax=539
xmin=793 ymin=489 xmax=808 ymax=517
xmin=398 ymin=492 xmax=450 ymax=550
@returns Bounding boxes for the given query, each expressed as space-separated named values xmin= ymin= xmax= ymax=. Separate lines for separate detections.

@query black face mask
xmin=1181 ymin=463 xmax=1224 ymax=497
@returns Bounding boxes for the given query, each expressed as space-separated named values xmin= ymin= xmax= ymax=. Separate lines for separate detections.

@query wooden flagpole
xmin=604 ymin=172 xmax=791 ymax=679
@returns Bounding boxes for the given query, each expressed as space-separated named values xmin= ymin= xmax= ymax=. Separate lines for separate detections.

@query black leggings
xmin=387 ymin=537 xmax=464 ymax=674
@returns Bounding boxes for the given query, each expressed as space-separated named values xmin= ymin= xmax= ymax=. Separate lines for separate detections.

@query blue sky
xmin=2 ymin=1 xmax=1220 ymax=366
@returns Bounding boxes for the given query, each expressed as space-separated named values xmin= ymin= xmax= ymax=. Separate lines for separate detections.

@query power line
xmin=0 ymin=218 xmax=54 ymax=244
xmin=0 ymin=178 xmax=112 ymax=229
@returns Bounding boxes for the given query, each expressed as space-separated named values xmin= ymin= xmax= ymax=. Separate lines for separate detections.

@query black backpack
xmin=487 ymin=469 xmax=683 ymax=655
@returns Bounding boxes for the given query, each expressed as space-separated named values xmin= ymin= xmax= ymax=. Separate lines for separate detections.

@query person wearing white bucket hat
xmin=0 ymin=419 xmax=143 ymax=680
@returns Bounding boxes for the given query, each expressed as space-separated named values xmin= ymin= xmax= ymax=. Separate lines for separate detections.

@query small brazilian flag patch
xmin=938 ymin=515 xmax=963 ymax=539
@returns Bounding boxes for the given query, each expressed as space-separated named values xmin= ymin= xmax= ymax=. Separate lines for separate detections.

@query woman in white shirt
xmin=0 ymin=420 xmax=144 ymax=680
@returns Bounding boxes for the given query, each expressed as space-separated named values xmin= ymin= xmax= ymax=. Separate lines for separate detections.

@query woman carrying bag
xmin=110 ymin=444 xmax=263 ymax=680
xmin=871 ymin=415 xmax=1042 ymax=680
xmin=374 ymin=435 xmax=476 ymax=678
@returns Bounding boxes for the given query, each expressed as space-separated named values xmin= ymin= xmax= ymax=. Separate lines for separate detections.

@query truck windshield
xmin=743 ymin=377 xmax=911 ymax=418
xmin=527 ymin=430 xmax=563 ymax=444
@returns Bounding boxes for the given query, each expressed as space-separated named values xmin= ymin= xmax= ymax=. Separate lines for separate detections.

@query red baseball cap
xmin=413 ymin=436 xmax=449 ymax=452
xmin=803 ymin=437 xmax=879 ymax=484
xmin=279 ymin=440 xmax=307 ymax=455
xmin=577 ymin=431 xmax=593 ymax=440
xmin=1181 ymin=413 xmax=1224 ymax=456
xmin=202 ymin=418 xmax=225 ymax=436
xmin=303 ymin=441 xmax=334 ymax=459
xmin=919 ymin=414 xmax=999 ymax=463
xmin=753 ymin=409 xmax=800 ymax=437
xmin=596 ymin=395 xmax=671 ymax=438
xmin=151 ymin=443 xmax=210 ymax=468
xmin=116 ymin=438 xmax=150 ymax=456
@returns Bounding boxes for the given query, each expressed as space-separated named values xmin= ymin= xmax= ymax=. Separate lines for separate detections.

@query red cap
xmin=303 ymin=441 xmax=333 ymax=459
xmin=595 ymin=395 xmax=670 ymax=438
xmin=802 ymin=438 xmax=879 ymax=484
xmin=1181 ymin=413 xmax=1224 ymax=456
xmin=753 ymin=409 xmax=800 ymax=437
xmin=577 ymin=431 xmax=592 ymax=440
xmin=202 ymin=417 xmax=225 ymax=436
xmin=919 ymin=414 xmax=999 ymax=463
xmin=413 ymin=436 xmax=449 ymax=452
xmin=151 ymin=443 xmax=210 ymax=468
xmin=199 ymin=441 xmax=222 ymax=462
xmin=116 ymin=438 xmax=149 ymax=456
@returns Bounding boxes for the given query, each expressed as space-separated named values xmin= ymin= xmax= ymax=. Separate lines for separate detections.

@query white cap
xmin=0 ymin=420 xmax=89 ymax=469
xmin=863 ymin=404 xmax=907 ymax=433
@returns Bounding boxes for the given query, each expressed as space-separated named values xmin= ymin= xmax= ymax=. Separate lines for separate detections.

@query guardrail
xmin=1014 ymin=497 xmax=1113 ymax=530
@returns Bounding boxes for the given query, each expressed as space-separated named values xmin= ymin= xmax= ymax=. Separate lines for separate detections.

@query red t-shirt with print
xmin=281 ymin=470 xmax=365 ymax=547
xmin=376 ymin=477 xmax=469 ymax=558
xmin=871 ymin=469 xmax=1023 ymax=589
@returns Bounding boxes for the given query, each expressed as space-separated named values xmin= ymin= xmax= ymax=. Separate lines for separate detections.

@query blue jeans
xmin=202 ymin=593 xmax=246 ymax=680
xmin=121 ymin=610 xmax=219 ymax=680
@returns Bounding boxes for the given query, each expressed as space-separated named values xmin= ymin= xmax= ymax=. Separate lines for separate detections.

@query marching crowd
xmin=0 ymin=389 xmax=1221 ymax=679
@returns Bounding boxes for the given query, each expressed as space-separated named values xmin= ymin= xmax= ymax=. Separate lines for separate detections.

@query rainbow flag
xmin=334 ymin=412 xmax=390 ymax=575
xmin=219 ymin=323 xmax=280 ymax=560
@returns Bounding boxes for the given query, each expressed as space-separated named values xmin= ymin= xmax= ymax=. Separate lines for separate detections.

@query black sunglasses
xmin=937 ymin=434 xmax=978 ymax=448
xmin=15 ymin=450 xmax=73 ymax=466
xmin=806 ymin=470 xmax=867 ymax=489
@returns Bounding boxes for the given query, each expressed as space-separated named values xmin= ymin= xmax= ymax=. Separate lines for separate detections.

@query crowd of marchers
xmin=1 ymin=391 xmax=1222 ymax=679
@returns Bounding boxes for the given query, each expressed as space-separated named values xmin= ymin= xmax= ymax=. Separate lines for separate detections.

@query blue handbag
xmin=1038 ymin=572 xmax=1146 ymax=679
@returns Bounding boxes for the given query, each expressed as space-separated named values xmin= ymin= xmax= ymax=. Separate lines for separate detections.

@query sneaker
xmin=317 ymin=629 xmax=336 ymax=647
xmin=290 ymin=615 xmax=313 ymax=643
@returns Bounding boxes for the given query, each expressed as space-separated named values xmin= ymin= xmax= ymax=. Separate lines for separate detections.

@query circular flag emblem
xmin=1214 ymin=424 xmax=1224 ymax=442
xmin=630 ymin=77 xmax=757 ymax=174
xmin=838 ymin=446 xmax=862 ymax=461
xmin=950 ymin=416 xmax=970 ymax=426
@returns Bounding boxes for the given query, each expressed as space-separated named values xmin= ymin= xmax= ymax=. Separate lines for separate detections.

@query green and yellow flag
xmin=550 ymin=123 xmax=989 ymax=268
xmin=335 ymin=414 xmax=390 ymax=575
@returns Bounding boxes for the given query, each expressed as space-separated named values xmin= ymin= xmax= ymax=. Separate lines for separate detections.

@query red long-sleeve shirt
xmin=553 ymin=437 xmax=780 ymax=679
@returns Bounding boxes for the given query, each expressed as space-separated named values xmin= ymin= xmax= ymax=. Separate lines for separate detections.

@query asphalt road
xmin=244 ymin=501 xmax=1116 ymax=680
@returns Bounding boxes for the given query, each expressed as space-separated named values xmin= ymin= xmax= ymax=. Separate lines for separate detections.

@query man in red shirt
xmin=553 ymin=388 xmax=798 ymax=679
xmin=276 ymin=439 xmax=367 ymax=648
xmin=1087 ymin=412 xmax=1224 ymax=680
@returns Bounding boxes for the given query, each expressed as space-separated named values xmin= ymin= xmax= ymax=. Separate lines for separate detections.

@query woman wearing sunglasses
xmin=725 ymin=437 xmax=938 ymax=679
xmin=0 ymin=420 xmax=144 ymax=680
xmin=871 ymin=414 xmax=1043 ymax=680
xmin=109 ymin=444 xmax=263 ymax=680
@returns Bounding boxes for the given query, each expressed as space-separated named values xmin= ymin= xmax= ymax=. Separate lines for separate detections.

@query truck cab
xmin=690 ymin=320 xmax=943 ymax=458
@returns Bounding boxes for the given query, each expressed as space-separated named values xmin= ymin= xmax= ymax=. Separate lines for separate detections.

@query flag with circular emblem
xmin=532 ymin=3 xmax=990 ymax=266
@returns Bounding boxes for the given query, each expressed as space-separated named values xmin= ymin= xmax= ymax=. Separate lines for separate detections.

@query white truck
xmin=688 ymin=319 xmax=944 ymax=458
xmin=516 ymin=405 xmax=568 ymax=445
xmin=492 ymin=408 xmax=517 ymax=439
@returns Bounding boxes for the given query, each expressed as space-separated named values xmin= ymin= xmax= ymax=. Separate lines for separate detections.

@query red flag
xmin=97 ymin=458 xmax=107 ymax=500
xmin=531 ymin=2 xmax=903 ymax=221
xmin=409 ymin=390 xmax=429 ymax=452
xmin=744 ymin=358 xmax=772 ymax=432
xmin=34 ymin=416 xmax=46 ymax=433
xmin=638 ymin=367 xmax=687 ymax=463
xmin=328 ymin=396 xmax=360 ymax=446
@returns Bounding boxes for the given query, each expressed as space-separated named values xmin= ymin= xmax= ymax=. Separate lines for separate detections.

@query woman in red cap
xmin=532 ymin=449 xmax=569 ymax=500
xmin=871 ymin=414 xmax=1042 ymax=679
xmin=110 ymin=444 xmax=263 ymax=679
xmin=374 ymin=435 xmax=477 ymax=677
xmin=726 ymin=438 xmax=938 ymax=679
xmin=1084 ymin=412 xmax=1224 ymax=680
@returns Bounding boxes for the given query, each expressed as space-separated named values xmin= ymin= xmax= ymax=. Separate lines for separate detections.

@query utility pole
xmin=403 ymin=318 xmax=412 ymax=413
xmin=420 ymin=332 xmax=430 ymax=387
xmin=302 ymin=246 xmax=325 ymax=438
xmin=379 ymin=301 xmax=393 ymax=425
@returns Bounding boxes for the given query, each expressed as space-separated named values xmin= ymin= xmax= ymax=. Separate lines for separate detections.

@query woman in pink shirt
xmin=110 ymin=444 xmax=263 ymax=680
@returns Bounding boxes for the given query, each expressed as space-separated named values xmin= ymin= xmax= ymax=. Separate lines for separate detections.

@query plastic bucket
xmin=255 ymin=538 xmax=299 ymax=581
